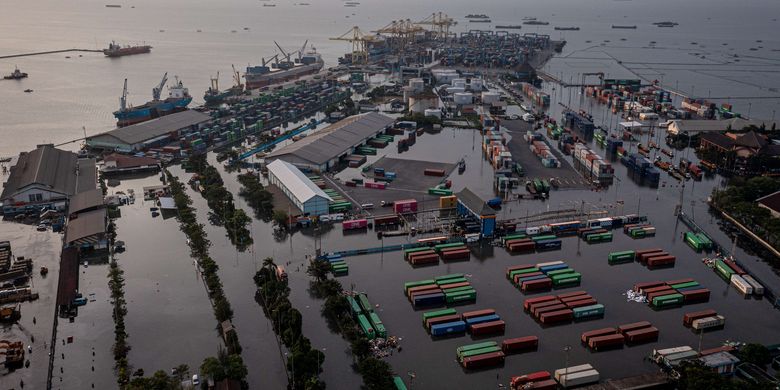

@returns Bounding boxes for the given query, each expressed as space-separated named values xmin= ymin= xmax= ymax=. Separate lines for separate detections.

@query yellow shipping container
xmin=439 ymin=195 xmax=458 ymax=209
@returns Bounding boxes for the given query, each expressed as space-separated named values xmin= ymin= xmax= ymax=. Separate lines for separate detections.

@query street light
xmin=563 ymin=345 xmax=572 ymax=382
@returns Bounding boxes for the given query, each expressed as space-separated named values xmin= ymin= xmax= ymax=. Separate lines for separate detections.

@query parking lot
xmin=503 ymin=120 xmax=589 ymax=190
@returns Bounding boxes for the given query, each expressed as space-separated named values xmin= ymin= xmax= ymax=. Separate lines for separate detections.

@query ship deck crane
xmin=274 ymin=41 xmax=294 ymax=68
xmin=329 ymin=26 xmax=378 ymax=65
xmin=231 ymin=64 xmax=243 ymax=91
xmin=119 ymin=78 xmax=128 ymax=112
xmin=152 ymin=72 xmax=168 ymax=101
xmin=210 ymin=71 xmax=220 ymax=92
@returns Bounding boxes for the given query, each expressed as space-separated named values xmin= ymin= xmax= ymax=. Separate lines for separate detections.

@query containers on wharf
xmin=267 ymin=159 xmax=333 ymax=216
xmin=581 ymin=328 xmax=617 ymax=343
xmin=470 ymin=320 xmax=506 ymax=336
xmin=502 ymin=336 xmax=539 ymax=353
xmin=430 ymin=320 xmax=466 ymax=337
xmin=731 ymin=274 xmax=754 ymax=296
xmin=266 ymin=112 xmax=395 ymax=171
xmin=684 ymin=309 xmax=718 ymax=327
xmin=554 ymin=364 xmax=600 ymax=387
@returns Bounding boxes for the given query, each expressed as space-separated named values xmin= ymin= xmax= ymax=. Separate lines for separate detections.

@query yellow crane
xmin=416 ymin=12 xmax=456 ymax=40
xmin=374 ymin=19 xmax=425 ymax=51
xmin=330 ymin=26 xmax=378 ymax=65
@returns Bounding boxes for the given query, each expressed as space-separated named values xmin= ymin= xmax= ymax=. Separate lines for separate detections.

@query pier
xmin=0 ymin=49 xmax=102 ymax=59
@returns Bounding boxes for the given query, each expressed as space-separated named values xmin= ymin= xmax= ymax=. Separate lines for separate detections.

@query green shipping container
xmin=532 ymin=235 xmax=557 ymax=242
xmin=458 ymin=346 xmax=502 ymax=361
xmin=696 ymin=233 xmax=713 ymax=249
xmin=608 ymin=250 xmax=636 ymax=264
xmin=357 ymin=294 xmax=374 ymax=314
xmin=393 ymin=376 xmax=408 ymax=390
xmin=714 ymin=260 xmax=735 ymax=280
xmin=572 ymin=304 xmax=605 ymax=319
xmin=546 ymin=268 xmax=575 ymax=277
xmin=508 ymin=268 xmax=540 ymax=280
xmin=369 ymin=312 xmax=387 ymax=338
xmin=437 ymin=277 xmax=467 ymax=286
xmin=456 ymin=341 xmax=498 ymax=355
xmin=357 ymin=314 xmax=376 ymax=340
xmin=422 ymin=308 xmax=457 ymax=324
xmin=670 ymin=281 xmax=699 ymax=290
xmin=346 ymin=296 xmax=362 ymax=317
xmin=651 ymin=293 xmax=684 ymax=307
xmin=435 ymin=274 xmax=465 ymax=282
xmin=435 ymin=243 xmax=466 ymax=252
xmin=405 ymin=280 xmax=436 ymax=292
xmin=443 ymin=286 xmax=474 ymax=294
xmin=502 ymin=233 xmax=527 ymax=244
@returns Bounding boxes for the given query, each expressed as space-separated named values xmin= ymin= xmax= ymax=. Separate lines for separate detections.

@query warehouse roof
xmin=56 ymin=247 xmax=79 ymax=307
xmin=267 ymin=160 xmax=332 ymax=204
xmin=267 ymin=112 xmax=395 ymax=165
xmin=1 ymin=146 xmax=96 ymax=201
xmin=89 ymin=110 xmax=210 ymax=145
xmin=457 ymin=187 xmax=495 ymax=216
xmin=757 ymin=190 xmax=780 ymax=214
xmin=68 ymin=188 xmax=105 ymax=215
xmin=65 ymin=208 xmax=107 ymax=245
xmin=669 ymin=118 xmax=776 ymax=135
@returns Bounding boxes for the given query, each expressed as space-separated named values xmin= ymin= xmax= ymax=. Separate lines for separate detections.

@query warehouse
xmin=456 ymin=188 xmax=496 ymax=237
xmin=267 ymin=159 xmax=332 ymax=216
xmin=266 ymin=112 xmax=395 ymax=172
xmin=86 ymin=110 xmax=211 ymax=152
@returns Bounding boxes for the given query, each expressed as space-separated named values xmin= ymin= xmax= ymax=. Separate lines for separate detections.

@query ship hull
xmin=104 ymin=46 xmax=152 ymax=57
xmin=113 ymin=97 xmax=191 ymax=127
xmin=245 ymin=61 xmax=323 ymax=90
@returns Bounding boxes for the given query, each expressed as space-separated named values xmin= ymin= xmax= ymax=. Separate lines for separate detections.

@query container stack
xmin=683 ymin=309 xmax=726 ymax=332
xmin=531 ymin=235 xmax=562 ymax=251
xmin=507 ymin=261 xmax=582 ymax=292
xmin=510 ymin=371 xmax=555 ymax=390
xmin=327 ymin=189 xmax=353 ymax=213
xmin=573 ymin=143 xmax=614 ymax=181
xmin=620 ymin=153 xmax=660 ymax=185
xmin=345 ymin=154 xmax=367 ymax=168
xmin=324 ymin=254 xmax=348 ymax=276
xmin=607 ymin=250 xmax=635 ymax=265
xmin=435 ymin=242 xmax=470 ymax=261
xmin=634 ymin=248 xmax=676 ymax=269
xmin=581 ymin=321 xmax=659 ymax=351
xmin=462 ymin=309 xmax=505 ymax=336
xmin=519 ymin=82 xmax=551 ymax=107
xmin=456 ymin=342 xmax=505 ymax=369
xmin=347 ymin=294 xmax=386 ymax=340
xmin=633 ymin=278 xmax=710 ymax=309
xmin=422 ymin=308 xmax=465 ymax=337
xmin=623 ymin=223 xmax=656 ymax=239
xmin=554 ymin=364 xmax=600 ymax=388
xmin=502 ymin=336 xmax=539 ymax=354
xmin=684 ymin=231 xmax=713 ymax=252
xmin=404 ymin=273 xmax=476 ymax=308
xmin=523 ymin=291 xmax=604 ymax=325
xmin=404 ymin=247 xmax=439 ymax=266
xmin=502 ymin=233 xmax=535 ymax=253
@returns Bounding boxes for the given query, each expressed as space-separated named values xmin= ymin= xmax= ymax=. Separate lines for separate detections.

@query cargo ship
xmin=495 ymin=25 xmax=522 ymax=29
xmin=554 ymin=26 xmax=580 ymax=31
xmin=113 ymin=73 xmax=192 ymax=127
xmin=3 ymin=67 xmax=28 ymax=80
xmin=204 ymin=65 xmax=244 ymax=105
xmin=465 ymin=14 xmax=489 ymax=19
xmin=523 ymin=20 xmax=549 ymax=25
xmin=103 ymin=41 xmax=152 ymax=57
xmin=244 ymin=41 xmax=323 ymax=90
xmin=612 ymin=25 xmax=637 ymax=29
xmin=653 ymin=21 xmax=678 ymax=27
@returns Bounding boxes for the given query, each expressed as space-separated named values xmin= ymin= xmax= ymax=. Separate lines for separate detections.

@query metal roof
xmin=56 ymin=247 xmax=79 ymax=306
xmin=1 ymin=146 xmax=95 ymax=201
xmin=757 ymin=190 xmax=780 ymax=213
xmin=267 ymin=112 xmax=395 ymax=166
xmin=267 ymin=160 xmax=332 ymax=204
xmin=68 ymin=188 xmax=105 ymax=215
xmin=65 ymin=208 xmax=107 ymax=245
xmin=89 ymin=110 xmax=210 ymax=145
xmin=457 ymin=187 xmax=496 ymax=216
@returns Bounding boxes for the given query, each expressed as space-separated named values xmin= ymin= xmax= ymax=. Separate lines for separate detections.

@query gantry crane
xmin=374 ymin=19 xmax=425 ymax=51
xmin=416 ymin=12 xmax=456 ymax=40
xmin=330 ymin=26 xmax=378 ymax=64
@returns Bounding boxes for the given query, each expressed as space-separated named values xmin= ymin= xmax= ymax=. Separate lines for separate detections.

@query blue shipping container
xmin=414 ymin=292 xmax=446 ymax=307
xmin=539 ymin=264 xmax=569 ymax=273
xmin=464 ymin=314 xmax=501 ymax=326
xmin=430 ymin=321 xmax=467 ymax=336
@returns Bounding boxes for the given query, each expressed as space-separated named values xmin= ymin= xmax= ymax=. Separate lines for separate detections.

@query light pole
xmin=563 ymin=345 xmax=572 ymax=383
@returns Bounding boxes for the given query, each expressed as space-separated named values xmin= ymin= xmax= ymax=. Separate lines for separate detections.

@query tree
xmin=357 ymin=357 xmax=395 ymax=390
xmin=306 ymin=260 xmax=331 ymax=282
xmin=173 ymin=364 xmax=190 ymax=383
xmin=738 ymin=344 xmax=771 ymax=367
xmin=224 ymin=354 xmax=249 ymax=380
xmin=201 ymin=356 xmax=226 ymax=382
xmin=273 ymin=209 xmax=290 ymax=228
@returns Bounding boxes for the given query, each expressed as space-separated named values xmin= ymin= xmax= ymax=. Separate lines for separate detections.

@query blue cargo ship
xmin=113 ymin=73 xmax=192 ymax=127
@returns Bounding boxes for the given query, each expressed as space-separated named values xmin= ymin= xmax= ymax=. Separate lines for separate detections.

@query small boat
xmin=24 ymin=89 xmax=33 ymax=93
xmin=40 ymin=266 xmax=49 ymax=276
xmin=105 ymin=4 xmax=121 ymax=7
xmin=554 ymin=26 xmax=580 ymax=31
xmin=612 ymin=25 xmax=637 ymax=29
xmin=151 ymin=211 xmax=160 ymax=217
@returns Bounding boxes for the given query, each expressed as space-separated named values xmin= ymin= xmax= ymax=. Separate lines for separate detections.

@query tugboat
xmin=3 ymin=67 xmax=28 ymax=80
xmin=203 ymin=65 xmax=244 ymax=106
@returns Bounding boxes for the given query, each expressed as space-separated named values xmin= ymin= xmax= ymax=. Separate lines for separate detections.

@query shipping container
xmin=624 ymin=327 xmax=659 ymax=344
xmin=730 ymin=275 xmax=753 ymax=296
xmin=461 ymin=351 xmax=505 ymax=369
xmin=557 ymin=369 xmax=600 ymax=387
xmin=342 ymin=219 xmax=368 ymax=230
xmin=539 ymin=309 xmax=573 ymax=324
xmin=430 ymin=320 xmax=466 ymax=337
xmin=647 ymin=255 xmax=676 ymax=268
xmin=413 ymin=292 xmax=446 ymax=307
xmin=581 ymin=328 xmax=617 ymax=343
xmin=572 ymin=304 xmax=605 ymax=319
xmin=393 ymin=376 xmax=408 ymax=390
xmin=456 ymin=341 xmax=499 ymax=355
xmin=588 ymin=334 xmax=625 ymax=350
xmin=651 ymin=293 xmax=684 ymax=308
xmin=554 ymin=364 xmax=595 ymax=381
xmin=683 ymin=309 xmax=718 ymax=327
xmin=458 ymin=346 xmax=503 ymax=361
xmin=565 ymin=298 xmax=597 ymax=309
xmin=470 ymin=320 xmax=506 ymax=336
xmin=502 ymin=336 xmax=539 ymax=353
xmin=608 ymin=250 xmax=636 ymax=264
xmin=691 ymin=315 xmax=726 ymax=331
xmin=681 ymin=288 xmax=711 ymax=303
xmin=462 ymin=309 xmax=496 ymax=320
xmin=357 ymin=314 xmax=376 ymax=340
xmin=741 ymin=275 xmax=765 ymax=296
xmin=426 ymin=314 xmax=463 ymax=330
xmin=522 ymin=278 xmax=554 ymax=292
xmin=523 ymin=295 xmax=558 ymax=311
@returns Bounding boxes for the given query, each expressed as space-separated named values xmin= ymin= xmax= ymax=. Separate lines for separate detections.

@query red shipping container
xmin=588 ymin=334 xmax=626 ymax=350
xmin=647 ymin=255 xmax=676 ymax=268
xmin=522 ymin=278 xmax=552 ymax=293
xmin=723 ymin=259 xmax=746 ymax=275
xmin=533 ymin=303 xmax=568 ymax=318
xmin=640 ymin=284 xmax=673 ymax=295
xmin=438 ymin=281 xmax=471 ymax=291
xmin=681 ymin=288 xmax=710 ymax=303
xmin=557 ymin=290 xmax=588 ymax=299
xmin=633 ymin=281 xmax=665 ymax=292
xmin=581 ymin=327 xmax=617 ymax=343
xmin=624 ymin=327 xmax=659 ymax=344
xmin=564 ymin=298 xmax=597 ymax=309
xmin=527 ymin=379 xmax=558 ymax=390
xmin=506 ymin=264 xmax=536 ymax=274
xmin=409 ymin=253 xmax=439 ymax=265
xmin=342 ymin=219 xmax=368 ymax=230
xmin=539 ymin=309 xmax=573 ymax=324
xmin=426 ymin=314 xmax=462 ymax=329
xmin=408 ymin=287 xmax=442 ymax=301
xmin=423 ymin=168 xmax=446 ymax=177
xmin=700 ymin=345 xmax=735 ymax=356
xmin=393 ymin=199 xmax=418 ymax=214
xmin=469 ymin=320 xmax=506 ymax=336
xmin=509 ymin=242 xmax=535 ymax=253
xmin=461 ymin=351 xmax=505 ymax=369
xmin=441 ymin=249 xmax=471 ymax=261
xmin=513 ymin=272 xmax=544 ymax=285
xmin=529 ymin=300 xmax=564 ymax=316
xmin=523 ymin=296 xmax=557 ymax=311
xmin=406 ymin=250 xmax=436 ymax=261
xmin=683 ymin=309 xmax=717 ymax=327
xmin=462 ymin=309 xmax=496 ymax=320
xmin=502 ymin=336 xmax=539 ymax=353
xmin=646 ymin=289 xmax=677 ymax=302
xmin=559 ymin=293 xmax=591 ymax=303
xmin=406 ymin=284 xmax=440 ymax=298
xmin=511 ymin=371 xmax=551 ymax=387
xmin=617 ymin=321 xmax=652 ymax=335
xmin=665 ymin=278 xmax=695 ymax=286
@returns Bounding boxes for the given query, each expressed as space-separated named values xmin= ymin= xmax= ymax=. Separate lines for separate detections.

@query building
xmin=267 ymin=160 xmax=332 ymax=216
xmin=1 ymin=145 xmax=97 ymax=215
xmin=266 ymin=112 xmax=395 ymax=172
xmin=65 ymin=208 xmax=109 ymax=255
xmin=100 ymin=153 xmax=161 ymax=176
xmin=86 ymin=110 xmax=211 ymax=152
xmin=456 ymin=188 xmax=496 ymax=237
xmin=67 ymin=188 xmax=105 ymax=217
xmin=699 ymin=130 xmax=779 ymax=160
xmin=699 ymin=351 xmax=740 ymax=375
xmin=56 ymin=247 xmax=80 ymax=316
xmin=668 ymin=118 xmax=776 ymax=136
xmin=757 ymin=190 xmax=780 ymax=218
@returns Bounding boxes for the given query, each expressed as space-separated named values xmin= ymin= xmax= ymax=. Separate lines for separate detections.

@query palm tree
xmin=307 ymin=260 xmax=330 ymax=283
xmin=262 ymin=257 xmax=276 ymax=271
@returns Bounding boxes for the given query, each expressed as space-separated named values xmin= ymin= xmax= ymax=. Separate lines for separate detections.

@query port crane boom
xmin=329 ymin=26 xmax=377 ymax=64
xmin=119 ymin=78 xmax=128 ymax=111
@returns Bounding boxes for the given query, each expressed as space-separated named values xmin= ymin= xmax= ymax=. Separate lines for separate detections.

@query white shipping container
xmin=536 ymin=260 xmax=566 ymax=268
xmin=554 ymin=364 xmax=594 ymax=381
xmin=558 ymin=369 xmax=600 ymax=388
xmin=692 ymin=315 xmax=726 ymax=330
xmin=653 ymin=346 xmax=693 ymax=358
xmin=730 ymin=274 xmax=753 ymax=296
xmin=741 ymin=274 xmax=764 ymax=296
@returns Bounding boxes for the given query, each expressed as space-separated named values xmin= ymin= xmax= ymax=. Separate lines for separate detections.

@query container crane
xmin=209 ymin=71 xmax=220 ymax=92
xmin=152 ymin=72 xmax=168 ymax=101
xmin=374 ymin=19 xmax=425 ymax=51
xmin=231 ymin=64 xmax=243 ymax=91
xmin=118 ymin=78 xmax=128 ymax=112
xmin=330 ymin=26 xmax=377 ymax=64
xmin=416 ymin=12 xmax=456 ymax=40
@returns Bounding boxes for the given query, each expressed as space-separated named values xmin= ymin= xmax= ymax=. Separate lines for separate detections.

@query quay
xmin=0 ymin=49 xmax=102 ymax=59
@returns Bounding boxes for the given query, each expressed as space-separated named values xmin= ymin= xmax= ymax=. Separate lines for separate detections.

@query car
xmin=507 ymin=114 xmax=520 ymax=120
xmin=36 ymin=224 xmax=47 ymax=232
xmin=192 ymin=374 xmax=200 ymax=385
xmin=522 ymin=113 xmax=535 ymax=122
